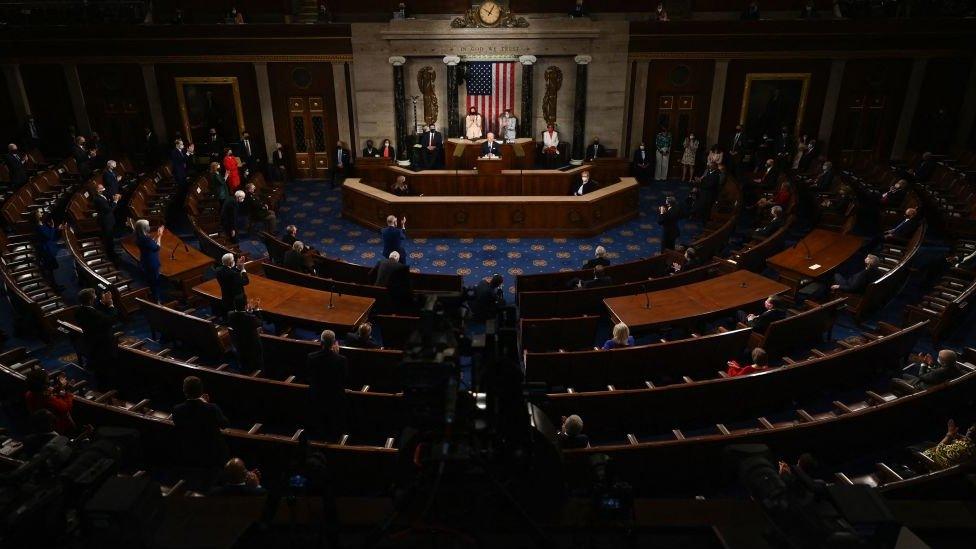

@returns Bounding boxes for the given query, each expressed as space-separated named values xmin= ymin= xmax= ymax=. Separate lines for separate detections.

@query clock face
xmin=479 ymin=1 xmax=502 ymax=25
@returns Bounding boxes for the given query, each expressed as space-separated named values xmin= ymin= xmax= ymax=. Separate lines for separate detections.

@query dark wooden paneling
xmin=0 ymin=70 xmax=19 ymax=146
xmin=267 ymin=62 xmax=340 ymax=176
xmin=77 ymin=64 xmax=151 ymax=158
xmin=909 ymin=57 xmax=971 ymax=154
xmin=153 ymin=63 xmax=265 ymax=155
xmin=719 ymin=59 xmax=830 ymax=144
xmin=19 ymin=64 xmax=74 ymax=156
xmin=829 ymin=58 xmax=910 ymax=161
xmin=641 ymin=59 xmax=715 ymax=147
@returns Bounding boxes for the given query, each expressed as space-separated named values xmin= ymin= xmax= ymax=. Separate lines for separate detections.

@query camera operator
xmin=470 ymin=274 xmax=507 ymax=321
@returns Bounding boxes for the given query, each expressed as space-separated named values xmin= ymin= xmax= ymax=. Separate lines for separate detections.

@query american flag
xmin=465 ymin=62 xmax=516 ymax=135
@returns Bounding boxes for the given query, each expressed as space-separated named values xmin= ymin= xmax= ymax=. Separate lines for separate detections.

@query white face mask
xmin=640 ymin=146 xmax=645 ymax=150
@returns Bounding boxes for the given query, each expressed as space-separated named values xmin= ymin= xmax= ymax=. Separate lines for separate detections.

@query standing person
xmin=209 ymin=162 xmax=228 ymax=204
xmin=4 ymin=143 xmax=27 ymax=189
xmin=135 ymin=219 xmax=164 ymax=303
xmin=92 ymin=181 xmax=121 ymax=260
xmin=542 ymin=124 xmax=560 ymax=168
xmin=632 ymin=142 xmax=651 ymax=184
xmin=270 ymin=143 xmax=286 ymax=182
xmin=215 ymin=253 xmax=250 ymax=314
xmin=657 ymin=196 xmax=681 ymax=252
xmin=34 ymin=210 xmax=63 ymax=289
xmin=102 ymin=160 xmax=121 ymax=196
xmin=465 ymin=106 xmax=483 ymax=140
xmin=694 ymin=161 xmax=721 ymax=222
xmin=381 ymin=215 xmax=407 ymax=263
xmin=370 ymin=251 xmax=414 ymax=312
xmin=654 ymin=126 xmax=672 ymax=181
xmin=170 ymin=139 xmax=189 ymax=189
xmin=227 ymin=305 xmax=264 ymax=375
xmin=222 ymin=147 xmax=241 ymax=193
xmin=680 ymin=132 xmax=700 ymax=182
xmin=221 ymin=191 xmax=245 ymax=243
xmin=329 ymin=141 xmax=351 ymax=188
xmin=172 ymin=376 xmax=230 ymax=468
xmin=305 ymin=330 xmax=348 ymax=439
xmin=239 ymin=130 xmax=257 ymax=174
xmin=499 ymin=108 xmax=517 ymax=142
xmin=206 ymin=128 xmax=224 ymax=162
xmin=75 ymin=288 xmax=118 ymax=387
xmin=419 ymin=124 xmax=442 ymax=169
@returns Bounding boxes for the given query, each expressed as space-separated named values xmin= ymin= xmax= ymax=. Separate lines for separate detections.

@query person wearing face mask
xmin=680 ymin=132 xmax=700 ymax=182
xmin=270 ymin=143 xmax=286 ymax=182
xmin=379 ymin=139 xmax=396 ymax=160
xmin=499 ymin=109 xmax=517 ymax=142
xmin=632 ymin=142 xmax=651 ymax=184
xmin=238 ymin=130 xmax=256 ymax=174
xmin=465 ymin=107 xmax=483 ymax=140
xmin=654 ymin=125 xmax=672 ymax=181
xmin=420 ymin=124 xmax=442 ymax=169
xmin=206 ymin=128 xmax=223 ymax=162
xmin=363 ymin=139 xmax=379 ymax=157
xmin=571 ymin=170 xmax=597 ymax=196
xmin=585 ymin=137 xmax=605 ymax=162
xmin=170 ymin=139 xmax=189 ymax=190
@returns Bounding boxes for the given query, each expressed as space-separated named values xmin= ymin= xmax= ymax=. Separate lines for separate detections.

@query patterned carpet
xmin=236 ymin=179 xmax=705 ymax=295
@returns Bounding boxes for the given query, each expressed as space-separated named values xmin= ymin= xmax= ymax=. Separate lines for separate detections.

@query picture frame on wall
xmin=175 ymin=76 xmax=246 ymax=146
xmin=739 ymin=73 xmax=811 ymax=138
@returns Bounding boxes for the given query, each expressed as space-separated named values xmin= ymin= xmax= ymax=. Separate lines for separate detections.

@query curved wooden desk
xmin=121 ymin=232 xmax=213 ymax=297
xmin=342 ymin=178 xmax=640 ymax=238
xmin=444 ymin=138 xmax=536 ymax=170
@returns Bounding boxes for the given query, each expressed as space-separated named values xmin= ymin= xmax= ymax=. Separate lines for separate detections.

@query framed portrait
xmin=175 ymin=77 xmax=245 ymax=145
xmin=739 ymin=73 xmax=811 ymax=138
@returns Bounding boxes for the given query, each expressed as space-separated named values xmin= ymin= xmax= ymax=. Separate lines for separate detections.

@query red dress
xmin=25 ymin=390 xmax=75 ymax=434
xmin=223 ymin=155 xmax=241 ymax=192
xmin=726 ymin=361 xmax=769 ymax=378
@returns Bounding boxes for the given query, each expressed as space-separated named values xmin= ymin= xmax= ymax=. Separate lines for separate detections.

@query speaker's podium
xmin=475 ymin=156 xmax=506 ymax=175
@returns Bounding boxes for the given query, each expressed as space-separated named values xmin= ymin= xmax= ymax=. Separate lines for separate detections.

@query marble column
xmin=954 ymin=58 xmax=976 ymax=150
xmin=140 ymin=63 xmax=167 ymax=139
xmin=817 ymin=59 xmax=847 ymax=146
xmin=1 ymin=64 xmax=31 ymax=123
xmin=890 ymin=58 xmax=928 ymax=160
xmin=571 ymin=55 xmax=591 ymax=163
xmin=390 ymin=56 xmax=407 ymax=161
xmin=706 ymin=60 xmax=729 ymax=148
xmin=63 ymin=63 xmax=92 ymax=135
xmin=253 ymin=62 xmax=278 ymax=161
xmin=626 ymin=61 xmax=648 ymax=153
xmin=331 ymin=61 xmax=353 ymax=153
xmin=444 ymin=56 xmax=461 ymax=138
xmin=518 ymin=55 xmax=537 ymax=139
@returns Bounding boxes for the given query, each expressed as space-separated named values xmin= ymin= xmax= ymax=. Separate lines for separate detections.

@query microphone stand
xmin=170 ymin=239 xmax=180 ymax=260
xmin=791 ymin=235 xmax=813 ymax=261
xmin=643 ymin=283 xmax=651 ymax=309
xmin=328 ymin=281 xmax=336 ymax=309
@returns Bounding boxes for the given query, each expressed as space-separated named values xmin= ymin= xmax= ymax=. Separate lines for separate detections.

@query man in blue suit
xmin=170 ymin=139 xmax=189 ymax=189
xmin=102 ymin=159 xmax=121 ymax=196
xmin=381 ymin=214 xmax=407 ymax=264
xmin=480 ymin=133 xmax=502 ymax=157
xmin=134 ymin=219 xmax=163 ymax=303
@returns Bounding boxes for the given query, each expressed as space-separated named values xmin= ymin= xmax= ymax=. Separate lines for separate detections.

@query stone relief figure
xmin=543 ymin=66 xmax=563 ymax=126
xmin=417 ymin=66 xmax=439 ymax=126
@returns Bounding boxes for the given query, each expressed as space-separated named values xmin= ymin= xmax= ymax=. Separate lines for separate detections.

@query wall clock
xmin=451 ymin=1 xmax=528 ymax=28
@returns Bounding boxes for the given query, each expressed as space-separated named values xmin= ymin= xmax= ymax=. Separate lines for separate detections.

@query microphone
xmin=642 ymin=283 xmax=651 ymax=309
xmin=328 ymin=281 xmax=336 ymax=309
xmin=170 ymin=239 xmax=181 ymax=260
xmin=792 ymin=236 xmax=813 ymax=260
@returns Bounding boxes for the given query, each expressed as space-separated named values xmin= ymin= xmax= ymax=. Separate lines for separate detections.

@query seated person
xmin=571 ymin=170 xmax=598 ymax=196
xmin=480 ymin=132 xmax=502 ymax=158
xmin=390 ymin=175 xmax=411 ymax=196
xmin=172 ymin=376 xmax=230 ymax=468
xmin=819 ymin=186 xmax=852 ymax=214
xmin=209 ymin=457 xmax=266 ymax=496
xmin=908 ymin=151 xmax=936 ymax=183
xmin=283 ymin=241 xmax=309 ymax=273
xmin=923 ymin=419 xmax=976 ymax=469
xmin=281 ymin=224 xmax=299 ymax=246
xmin=902 ymin=349 xmax=962 ymax=389
xmin=831 ymin=254 xmax=882 ymax=294
xmin=582 ymin=245 xmax=610 ymax=269
xmin=738 ymin=295 xmax=788 ymax=333
xmin=557 ymin=414 xmax=589 ymax=449
xmin=752 ymin=158 xmax=778 ymax=189
xmin=670 ymin=246 xmax=700 ymax=273
xmin=344 ymin=322 xmax=379 ymax=349
xmin=727 ymin=347 xmax=771 ymax=377
xmin=24 ymin=368 xmax=75 ymax=435
xmin=756 ymin=181 xmax=792 ymax=211
xmin=244 ymin=183 xmax=277 ymax=234
xmin=581 ymin=264 xmax=613 ymax=288
xmin=752 ymin=206 xmax=785 ymax=238
xmin=602 ymin=322 xmax=635 ymax=350
xmin=879 ymin=179 xmax=909 ymax=207
xmin=884 ymin=207 xmax=919 ymax=243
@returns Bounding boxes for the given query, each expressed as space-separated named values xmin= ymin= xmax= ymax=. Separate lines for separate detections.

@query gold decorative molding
xmin=1 ymin=54 xmax=354 ymax=64
xmin=628 ymin=50 xmax=966 ymax=61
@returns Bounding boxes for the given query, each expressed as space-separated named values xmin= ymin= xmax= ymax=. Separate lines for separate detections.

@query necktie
xmin=338 ymin=149 xmax=342 ymax=165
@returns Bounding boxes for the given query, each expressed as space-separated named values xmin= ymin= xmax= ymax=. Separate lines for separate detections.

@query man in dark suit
xmin=739 ymin=295 xmax=789 ymax=333
xmin=694 ymin=161 xmax=721 ymax=222
xmin=370 ymin=251 xmax=413 ymax=311
xmin=381 ymin=215 xmax=407 ymax=262
xmin=227 ymin=307 xmax=264 ymax=374
xmin=238 ymin=130 xmax=257 ymax=173
xmin=243 ymin=182 xmax=277 ymax=233
xmin=585 ymin=137 xmax=606 ymax=162
xmin=753 ymin=206 xmax=785 ymax=238
xmin=3 ymin=143 xmax=27 ymax=189
xmin=480 ymin=132 xmax=502 ymax=157
xmin=215 ymin=252 xmax=250 ymax=313
xmin=582 ymin=245 xmax=610 ymax=269
xmin=21 ymin=115 xmax=41 ymax=150
xmin=809 ymin=161 xmax=835 ymax=192
xmin=884 ymin=208 xmax=919 ymax=243
xmin=831 ymin=255 xmax=882 ymax=294
xmin=92 ymin=182 xmax=120 ymax=259
xmin=102 ymin=159 xmax=121 ymax=196
xmin=797 ymin=138 xmax=818 ymax=172
xmin=362 ymin=140 xmax=379 ymax=157
xmin=908 ymin=152 xmax=936 ymax=183
xmin=71 ymin=135 xmax=93 ymax=178
xmin=209 ymin=458 xmax=266 ymax=496
xmin=270 ymin=142 xmax=286 ymax=182
xmin=75 ymin=288 xmax=118 ymax=387
xmin=753 ymin=158 xmax=779 ymax=190
xmin=728 ymin=124 xmax=745 ymax=175
xmin=329 ymin=141 xmax=351 ymax=189
xmin=582 ymin=265 xmax=613 ymax=289
xmin=283 ymin=241 xmax=309 ymax=273
xmin=305 ymin=330 xmax=348 ymax=438
xmin=170 ymin=139 xmax=189 ymax=189
xmin=902 ymin=350 xmax=961 ymax=389
xmin=571 ymin=170 xmax=598 ymax=196
xmin=281 ymin=224 xmax=299 ymax=246
xmin=471 ymin=274 xmax=505 ymax=320
xmin=344 ymin=322 xmax=379 ymax=349
xmin=632 ymin=143 xmax=651 ymax=184
xmin=206 ymin=128 xmax=224 ymax=162
xmin=172 ymin=376 xmax=229 ymax=468
xmin=657 ymin=196 xmax=681 ymax=252
xmin=221 ymin=190 xmax=245 ymax=243
xmin=420 ymin=124 xmax=443 ymax=169
xmin=775 ymin=126 xmax=793 ymax=168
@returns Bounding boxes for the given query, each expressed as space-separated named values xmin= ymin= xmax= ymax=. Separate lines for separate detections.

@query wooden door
xmin=288 ymin=96 xmax=328 ymax=179
xmin=837 ymin=94 xmax=888 ymax=167
xmin=655 ymin=94 xmax=701 ymax=173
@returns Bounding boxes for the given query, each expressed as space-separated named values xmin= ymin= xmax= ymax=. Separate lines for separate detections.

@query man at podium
xmin=480 ymin=133 xmax=502 ymax=158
